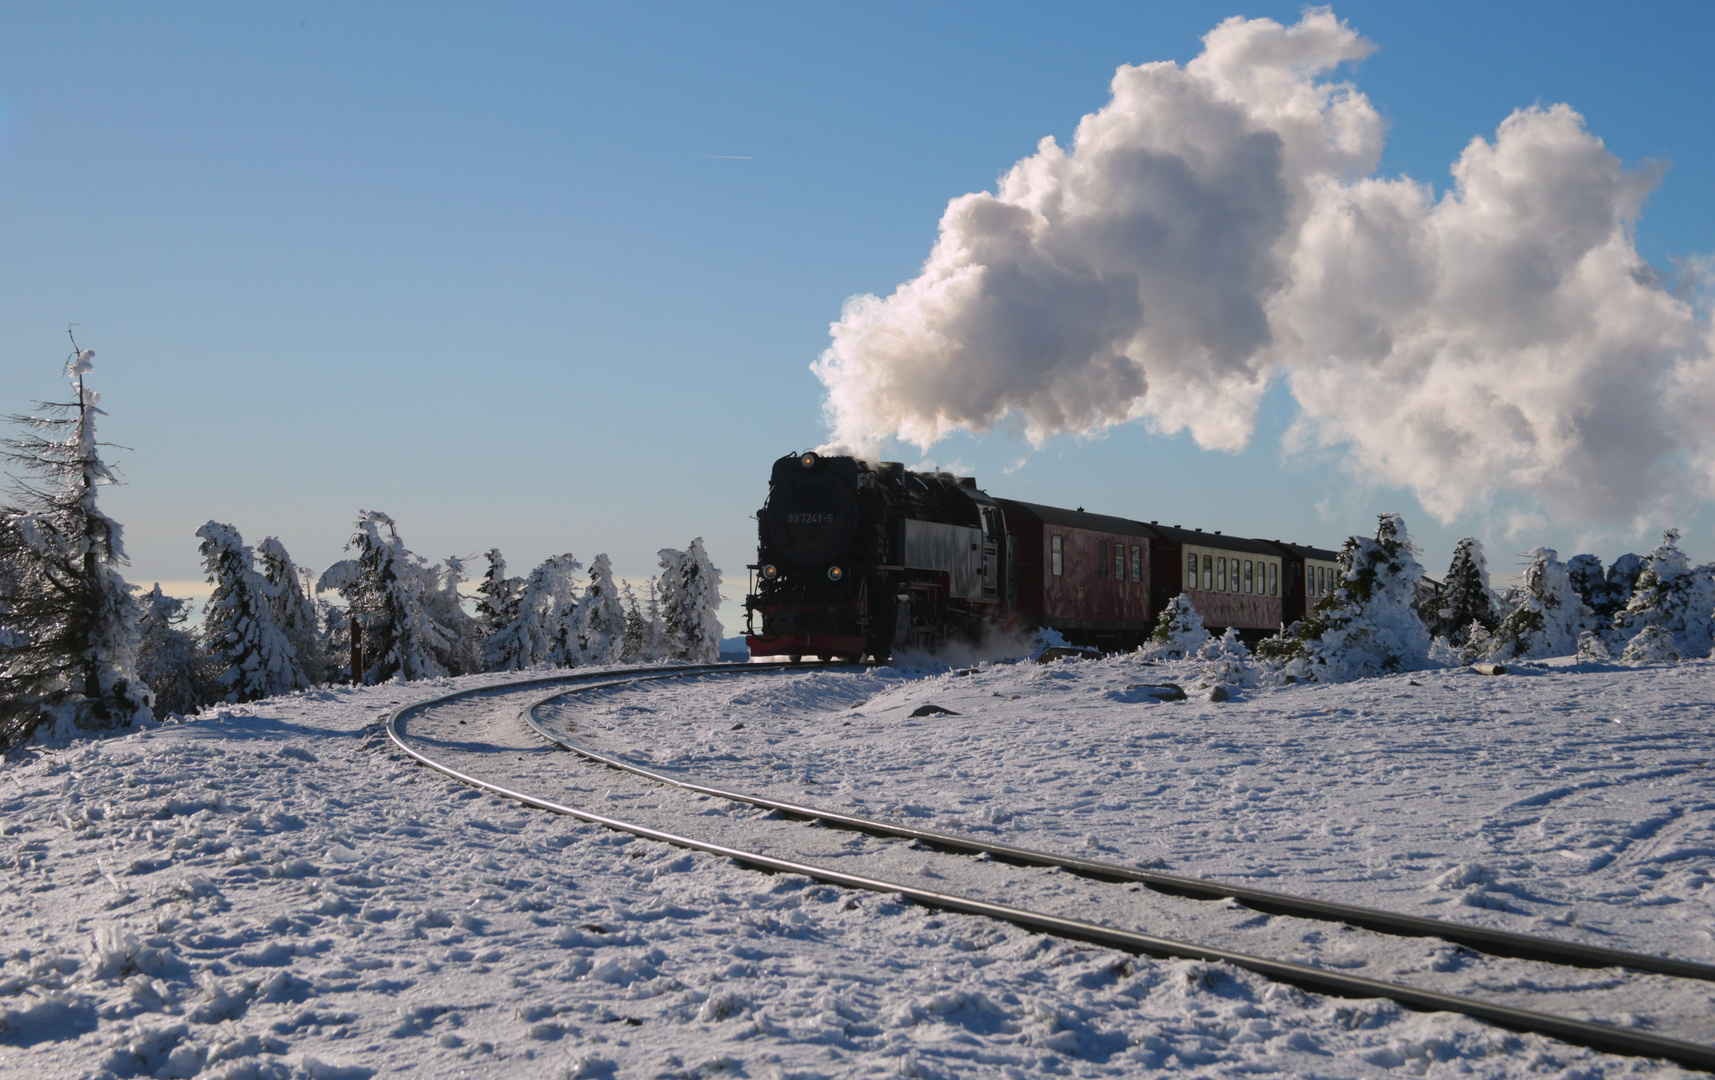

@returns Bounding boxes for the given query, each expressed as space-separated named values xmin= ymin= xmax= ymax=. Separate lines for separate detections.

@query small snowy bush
xmin=1140 ymin=594 xmax=1209 ymax=660
xmin=1620 ymin=624 xmax=1682 ymax=665
xmin=1574 ymin=629 xmax=1611 ymax=663
xmin=1196 ymin=628 xmax=1259 ymax=693
xmin=1255 ymin=513 xmax=1431 ymax=682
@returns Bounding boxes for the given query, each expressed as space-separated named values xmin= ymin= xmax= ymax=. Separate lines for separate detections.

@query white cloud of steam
xmin=812 ymin=9 xmax=1715 ymax=524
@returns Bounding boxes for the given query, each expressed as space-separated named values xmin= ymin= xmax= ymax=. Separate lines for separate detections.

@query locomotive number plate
xmin=786 ymin=512 xmax=838 ymax=525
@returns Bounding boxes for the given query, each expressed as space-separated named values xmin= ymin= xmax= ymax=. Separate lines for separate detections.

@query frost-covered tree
xmin=1607 ymin=553 xmax=1646 ymax=607
xmin=1196 ymin=627 xmax=1259 ymax=692
xmin=474 ymin=548 xmax=521 ymax=638
xmin=135 ymin=584 xmax=216 ymax=716
xmin=484 ymin=553 xmax=579 ymax=671
xmin=1574 ymin=629 xmax=1611 ymax=663
xmin=1255 ymin=513 xmax=1431 ymax=682
xmin=317 ymin=511 xmax=467 ymax=683
xmin=0 ymin=338 xmax=152 ymax=747
xmin=424 ymin=556 xmax=484 ymax=676
xmin=257 ymin=537 xmax=327 ymax=685
xmin=1432 ymin=538 xmax=1500 ymax=644
xmin=1610 ymin=530 xmax=1715 ymax=659
xmin=657 ymin=538 xmax=722 ymax=663
xmin=619 ymin=579 xmax=668 ymax=663
xmin=1140 ymin=594 xmax=1209 ymax=659
xmin=1486 ymin=548 xmax=1592 ymax=660
xmin=1566 ymin=555 xmax=1612 ymax=620
xmin=568 ymin=553 xmax=626 ymax=666
xmin=319 ymin=602 xmax=351 ymax=684
xmin=198 ymin=521 xmax=307 ymax=702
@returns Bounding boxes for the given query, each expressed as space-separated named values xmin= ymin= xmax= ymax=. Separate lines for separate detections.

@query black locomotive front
xmin=744 ymin=452 xmax=1011 ymax=661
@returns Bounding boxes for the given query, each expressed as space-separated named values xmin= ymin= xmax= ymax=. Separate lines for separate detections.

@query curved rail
xmin=523 ymin=670 xmax=1715 ymax=983
xmin=388 ymin=665 xmax=1715 ymax=1073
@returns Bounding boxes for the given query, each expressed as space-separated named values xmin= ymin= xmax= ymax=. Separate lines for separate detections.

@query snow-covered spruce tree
xmin=1139 ymin=594 xmax=1209 ymax=659
xmin=619 ymin=581 xmax=647 ymax=662
xmin=1486 ymin=548 xmax=1593 ymax=661
xmin=1606 ymin=553 xmax=1646 ymax=609
xmin=317 ymin=511 xmax=464 ymax=683
xmin=1432 ymin=538 xmax=1500 ymax=644
xmin=484 ymin=553 xmax=579 ymax=671
xmin=568 ymin=553 xmax=626 ymax=666
xmin=1566 ymin=555 xmax=1617 ymax=621
xmin=656 ymin=538 xmax=723 ymax=663
xmin=0 ymin=339 xmax=151 ymax=747
xmin=257 ymin=537 xmax=327 ymax=685
xmin=1254 ymin=513 xmax=1431 ymax=682
xmin=424 ymin=556 xmax=484 ymax=676
xmin=1610 ymin=529 xmax=1715 ymax=659
xmin=135 ymin=584 xmax=216 ymax=716
xmin=198 ymin=521 xmax=307 ymax=702
xmin=474 ymin=548 xmax=521 ymax=639
xmin=642 ymin=578 xmax=668 ymax=660
xmin=319 ymin=602 xmax=351 ymax=684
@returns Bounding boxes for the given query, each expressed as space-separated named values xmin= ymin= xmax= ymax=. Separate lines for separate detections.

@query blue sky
xmin=2 ymin=2 xmax=1711 ymax=633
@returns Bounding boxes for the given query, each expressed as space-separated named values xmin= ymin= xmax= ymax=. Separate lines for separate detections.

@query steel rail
xmin=386 ymin=668 xmax=1715 ymax=1073
xmin=523 ymin=670 xmax=1715 ymax=984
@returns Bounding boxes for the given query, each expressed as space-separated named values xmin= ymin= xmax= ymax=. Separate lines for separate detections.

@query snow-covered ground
xmin=2 ymin=655 xmax=1712 ymax=1078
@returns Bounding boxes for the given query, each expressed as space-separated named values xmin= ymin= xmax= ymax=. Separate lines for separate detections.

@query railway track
xmin=388 ymin=663 xmax=1715 ymax=1072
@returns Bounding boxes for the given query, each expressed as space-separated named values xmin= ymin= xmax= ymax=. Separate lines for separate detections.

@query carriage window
xmin=1096 ymin=540 xmax=1106 ymax=579
xmin=1270 ymin=562 xmax=1278 ymax=596
xmin=1217 ymin=556 xmax=1227 ymax=592
xmin=1202 ymin=554 xmax=1213 ymax=591
xmin=1316 ymin=566 xmax=1325 ymax=594
xmin=1187 ymin=553 xmax=1198 ymax=589
xmin=1244 ymin=560 xmax=1254 ymax=593
xmin=1051 ymin=535 xmax=1063 ymax=577
xmin=1130 ymin=545 xmax=1142 ymax=583
xmin=1114 ymin=543 xmax=1125 ymax=583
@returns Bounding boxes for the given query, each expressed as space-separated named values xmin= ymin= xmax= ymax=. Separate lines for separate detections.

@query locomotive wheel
xmin=788 ymin=654 xmax=802 ymax=664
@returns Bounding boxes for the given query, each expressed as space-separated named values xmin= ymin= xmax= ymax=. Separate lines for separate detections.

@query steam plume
xmin=813 ymin=10 xmax=1714 ymax=523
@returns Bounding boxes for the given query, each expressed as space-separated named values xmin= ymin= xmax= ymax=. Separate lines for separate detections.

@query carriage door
xmin=980 ymin=507 xmax=1001 ymax=600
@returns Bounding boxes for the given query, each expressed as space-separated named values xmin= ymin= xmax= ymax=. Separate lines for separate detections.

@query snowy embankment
xmin=2 ymin=658 xmax=1712 ymax=1079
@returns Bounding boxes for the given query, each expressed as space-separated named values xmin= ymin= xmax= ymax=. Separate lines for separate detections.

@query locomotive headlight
xmin=799 ymin=452 xmax=819 ymax=469
xmin=827 ymin=566 xmax=844 ymax=582
xmin=761 ymin=564 xmax=779 ymax=580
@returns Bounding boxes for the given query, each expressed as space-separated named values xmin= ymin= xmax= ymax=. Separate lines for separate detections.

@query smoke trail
xmin=813 ymin=10 xmax=1713 ymax=523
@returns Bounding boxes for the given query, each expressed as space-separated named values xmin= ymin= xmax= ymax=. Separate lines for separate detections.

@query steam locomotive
xmin=743 ymin=452 xmax=1341 ymax=662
